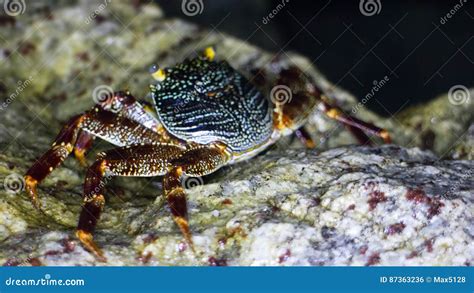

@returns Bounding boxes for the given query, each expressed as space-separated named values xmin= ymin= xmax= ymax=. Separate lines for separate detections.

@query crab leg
xmin=24 ymin=105 xmax=170 ymax=209
xmin=98 ymin=91 xmax=163 ymax=133
xmin=76 ymin=144 xmax=185 ymax=260
xmin=320 ymin=99 xmax=391 ymax=144
xmin=162 ymin=166 xmax=192 ymax=248
xmin=344 ymin=125 xmax=372 ymax=145
xmin=73 ymin=92 xmax=163 ymax=166
xmin=24 ymin=114 xmax=84 ymax=209
xmin=74 ymin=131 xmax=95 ymax=167
xmin=163 ymin=143 xmax=231 ymax=251
xmin=294 ymin=127 xmax=316 ymax=148
xmin=76 ymin=143 xmax=230 ymax=259
xmin=260 ymin=62 xmax=391 ymax=146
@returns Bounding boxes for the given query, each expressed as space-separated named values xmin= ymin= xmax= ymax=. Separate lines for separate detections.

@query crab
xmin=24 ymin=47 xmax=390 ymax=261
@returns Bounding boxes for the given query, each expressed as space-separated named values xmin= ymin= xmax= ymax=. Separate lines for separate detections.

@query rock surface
xmin=1 ymin=145 xmax=473 ymax=266
xmin=0 ymin=1 xmax=473 ymax=266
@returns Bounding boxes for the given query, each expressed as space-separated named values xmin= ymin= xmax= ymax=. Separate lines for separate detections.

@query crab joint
xmin=326 ymin=108 xmax=342 ymax=119
xmin=74 ymin=148 xmax=88 ymax=167
xmin=379 ymin=129 xmax=392 ymax=144
xmin=212 ymin=141 xmax=233 ymax=161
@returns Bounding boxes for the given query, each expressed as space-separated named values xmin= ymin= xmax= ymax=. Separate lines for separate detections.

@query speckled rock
xmin=1 ymin=145 xmax=473 ymax=266
xmin=0 ymin=1 xmax=473 ymax=266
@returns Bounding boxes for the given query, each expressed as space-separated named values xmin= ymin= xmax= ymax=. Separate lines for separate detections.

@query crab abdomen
xmin=151 ymin=58 xmax=272 ymax=152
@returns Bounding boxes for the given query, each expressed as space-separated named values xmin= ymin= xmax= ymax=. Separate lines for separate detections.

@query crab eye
xmin=148 ymin=64 xmax=159 ymax=74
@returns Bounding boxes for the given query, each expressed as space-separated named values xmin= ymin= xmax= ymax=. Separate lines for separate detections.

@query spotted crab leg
xmin=73 ymin=92 xmax=165 ymax=166
xmin=163 ymin=143 xmax=231 ymax=252
xmin=76 ymin=144 xmax=185 ymax=260
xmin=76 ymin=142 xmax=230 ymax=260
xmin=74 ymin=131 xmax=95 ymax=167
xmin=25 ymin=113 xmax=85 ymax=209
xmin=24 ymin=96 xmax=171 ymax=210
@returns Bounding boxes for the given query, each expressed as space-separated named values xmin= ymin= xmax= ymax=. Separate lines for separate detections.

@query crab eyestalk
xmin=153 ymin=69 xmax=167 ymax=82
xmin=202 ymin=46 xmax=216 ymax=61
xmin=150 ymin=64 xmax=167 ymax=82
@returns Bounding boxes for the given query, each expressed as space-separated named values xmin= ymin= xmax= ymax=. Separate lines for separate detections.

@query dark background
xmin=158 ymin=0 xmax=473 ymax=117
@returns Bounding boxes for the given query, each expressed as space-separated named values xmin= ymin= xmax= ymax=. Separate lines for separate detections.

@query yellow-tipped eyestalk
xmin=203 ymin=46 xmax=216 ymax=61
xmin=151 ymin=68 xmax=166 ymax=82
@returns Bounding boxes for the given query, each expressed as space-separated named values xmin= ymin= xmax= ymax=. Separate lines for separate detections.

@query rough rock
xmin=0 ymin=1 xmax=472 ymax=266
xmin=1 ymin=145 xmax=473 ymax=266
